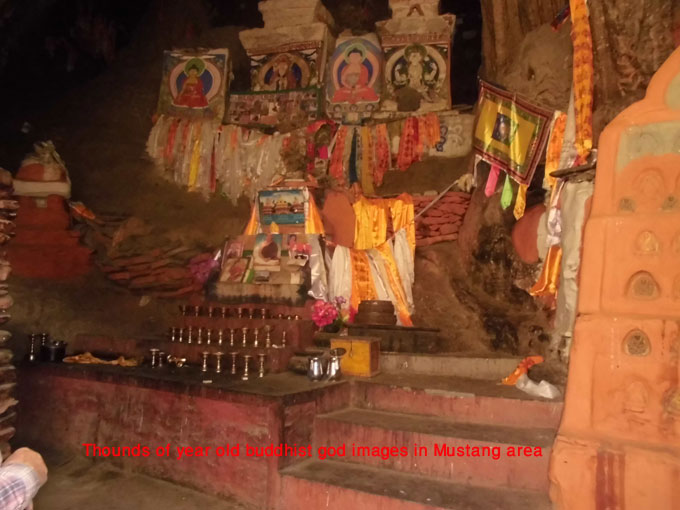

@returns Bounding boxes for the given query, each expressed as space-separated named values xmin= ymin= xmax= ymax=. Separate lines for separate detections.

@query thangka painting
xmin=249 ymin=44 xmax=322 ymax=92
xmin=226 ymin=88 xmax=322 ymax=129
xmin=327 ymin=35 xmax=383 ymax=122
xmin=157 ymin=49 xmax=230 ymax=120
xmin=473 ymin=80 xmax=553 ymax=186
xmin=383 ymin=42 xmax=450 ymax=113
xmin=258 ymin=188 xmax=306 ymax=226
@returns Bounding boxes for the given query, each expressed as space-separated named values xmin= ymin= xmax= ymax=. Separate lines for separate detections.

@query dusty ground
xmin=33 ymin=451 xmax=245 ymax=510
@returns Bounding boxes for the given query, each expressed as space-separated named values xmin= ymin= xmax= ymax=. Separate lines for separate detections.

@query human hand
xmin=4 ymin=448 xmax=48 ymax=485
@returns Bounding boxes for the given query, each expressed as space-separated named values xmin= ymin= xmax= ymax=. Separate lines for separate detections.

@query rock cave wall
xmin=0 ymin=0 xmax=604 ymax=358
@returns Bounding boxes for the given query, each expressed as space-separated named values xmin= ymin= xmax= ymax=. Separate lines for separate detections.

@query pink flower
xmin=312 ymin=300 xmax=340 ymax=328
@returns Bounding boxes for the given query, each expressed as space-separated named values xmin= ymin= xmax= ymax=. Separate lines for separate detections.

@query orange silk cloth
xmin=349 ymin=249 xmax=378 ymax=312
xmin=353 ymin=196 xmax=388 ymax=250
xmin=530 ymin=244 xmax=562 ymax=297
xmin=373 ymin=243 xmax=413 ymax=326
xmin=569 ymin=0 xmax=594 ymax=160
xmin=352 ymin=194 xmax=415 ymax=256
xmin=545 ymin=112 xmax=567 ymax=190
xmin=348 ymin=243 xmax=413 ymax=327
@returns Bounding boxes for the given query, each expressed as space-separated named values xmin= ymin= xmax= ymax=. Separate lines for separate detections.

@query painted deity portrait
xmin=257 ymin=53 xmax=310 ymax=92
xmin=393 ymin=44 xmax=438 ymax=94
xmin=330 ymin=40 xmax=381 ymax=104
xmin=157 ymin=49 xmax=230 ymax=120
xmin=384 ymin=42 xmax=448 ymax=112
xmin=171 ymin=58 xmax=212 ymax=108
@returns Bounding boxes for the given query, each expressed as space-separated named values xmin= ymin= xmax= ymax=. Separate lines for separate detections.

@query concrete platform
xmin=16 ymin=363 xmax=352 ymax=509
xmin=353 ymin=373 xmax=564 ymax=429
xmin=314 ymin=408 xmax=555 ymax=491
xmin=379 ymin=353 xmax=522 ymax=380
xmin=279 ymin=459 xmax=551 ymax=510
xmin=17 ymin=362 xmax=564 ymax=509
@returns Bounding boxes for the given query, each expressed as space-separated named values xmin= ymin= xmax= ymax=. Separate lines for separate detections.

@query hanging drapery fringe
xmin=147 ymin=109 xmax=452 ymax=201
xmin=569 ymin=0 xmax=594 ymax=161
xmin=146 ymin=115 xmax=287 ymax=204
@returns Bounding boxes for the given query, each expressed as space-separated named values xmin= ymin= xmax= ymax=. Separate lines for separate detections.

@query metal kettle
xmin=307 ymin=356 xmax=324 ymax=381
xmin=325 ymin=347 xmax=346 ymax=381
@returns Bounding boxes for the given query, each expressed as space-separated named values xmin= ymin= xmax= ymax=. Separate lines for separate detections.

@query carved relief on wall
xmin=623 ymin=329 xmax=652 ymax=356
xmin=673 ymin=275 xmax=680 ymax=301
xmin=616 ymin=121 xmax=680 ymax=171
xmin=633 ymin=168 xmax=666 ymax=209
xmin=662 ymin=388 xmax=680 ymax=418
xmin=626 ymin=271 xmax=661 ymax=300
xmin=618 ymin=197 xmax=636 ymax=212
xmin=634 ymin=231 xmax=660 ymax=255
xmin=593 ymin=368 xmax=657 ymax=437
xmin=672 ymin=233 xmax=680 ymax=255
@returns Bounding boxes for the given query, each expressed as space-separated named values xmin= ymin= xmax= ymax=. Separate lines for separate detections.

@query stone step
xmin=279 ymin=459 xmax=552 ymax=510
xmin=380 ymin=353 xmax=522 ymax=380
xmin=314 ymin=408 xmax=554 ymax=491
xmin=352 ymin=373 xmax=563 ymax=429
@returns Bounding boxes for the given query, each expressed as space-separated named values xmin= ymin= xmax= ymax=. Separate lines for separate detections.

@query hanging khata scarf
xmin=349 ymin=249 xmax=379 ymax=312
xmin=530 ymin=180 xmax=565 ymax=297
xmin=530 ymin=244 xmax=562 ymax=297
xmin=424 ymin=113 xmax=441 ymax=148
xmin=329 ymin=125 xmax=349 ymax=185
xmin=569 ymin=0 xmax=594 ymax=161
xmin=348 ymin=128 xmax=359 ymax=184
xmin=353 ymin=196 xmax=388 ymax=250
xmin=416 ymin=115 xmax=427 ymax=157
xmin=513 ymin=184 xmax=528 ymax=219
xmin=500 ymin=174 xmax=514 ymax=209
xmin=544 ymin=111 xmax=568 ymax=190
xmin=164 ymin=118 xmax=180 ymax=163
xmin=484 ymin=164 xmax=501 ymax=197
xmin=306 ymin=120 xmax=337 ymax=173
xmin=387 ymin=193 xmax=416 ymax=258
xmin=360 ymin=126 xmax=375 ymax=196
xmin=374 ymin=124 xmax=390 ymax=187
xmin=397 ymin=117 xmax=418 ymax=171
xmin=372 ymin=243 xmax=414 ymax=327
xmin=210 ymin=125 xmax=220 ymax=193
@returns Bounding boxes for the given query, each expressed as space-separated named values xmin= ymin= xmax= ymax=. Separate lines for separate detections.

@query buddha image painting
xmin=173 ymin=58 xmax=211 ymax=108
xmin=331 ymin=43 xmax=379 ymax=104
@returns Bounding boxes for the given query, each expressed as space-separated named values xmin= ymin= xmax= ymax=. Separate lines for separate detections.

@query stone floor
xmin=34 ymin=451 xmax=245 ymax=510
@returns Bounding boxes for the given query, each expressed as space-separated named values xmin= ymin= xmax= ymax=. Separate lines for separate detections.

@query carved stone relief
xmin=626 ymin=271 xmax=661 ymax=300
xmin=623 ymin=329 xmax=651 ymax=356
xmin=634 ymin=231 xmax=660 ymax=255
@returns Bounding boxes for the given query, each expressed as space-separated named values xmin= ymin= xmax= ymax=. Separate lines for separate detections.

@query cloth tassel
xmin=485 ymin=165 xmax=501 ymax=197
xmin=500 ymin=174 xmax=514 ymax=209
xmin=513 ymin=184 xmax=528 ymax=219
